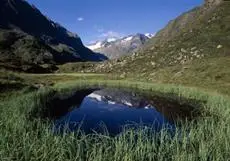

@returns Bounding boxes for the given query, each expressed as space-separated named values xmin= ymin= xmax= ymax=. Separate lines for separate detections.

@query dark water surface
xmin=54 ymin=88 xmax=179 ymax=135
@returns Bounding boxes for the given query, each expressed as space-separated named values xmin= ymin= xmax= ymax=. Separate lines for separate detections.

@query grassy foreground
xmin=1 ymin=78 xmax=230 ymax=161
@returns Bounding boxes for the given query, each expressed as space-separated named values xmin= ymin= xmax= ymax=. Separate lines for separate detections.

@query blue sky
xmin=27 ymin=0 xmax=203 ymax=45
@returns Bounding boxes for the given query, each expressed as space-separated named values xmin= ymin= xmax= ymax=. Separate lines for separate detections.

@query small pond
xmin=54 ymin=88 xmax=197 ymax=135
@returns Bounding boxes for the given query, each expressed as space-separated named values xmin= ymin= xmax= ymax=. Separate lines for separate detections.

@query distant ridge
xmin=0 ymin=0 xmax=107 ymax=72
xmin=87 ymin=33 xmax=154 ymax=59
xmin=90 ymin=0 xmax=230 ymax=74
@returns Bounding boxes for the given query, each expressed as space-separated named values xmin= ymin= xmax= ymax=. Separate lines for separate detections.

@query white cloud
xmin=77 ymin=17 xmax=84 ymax=21
xmin=99 ymin=31 xmax=124 ymax=39
xmin=88 ymin=26 xmax=125 ymax=44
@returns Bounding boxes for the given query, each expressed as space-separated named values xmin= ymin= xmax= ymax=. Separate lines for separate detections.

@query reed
xmin=1 ymin=80 xmax=230 ymax=161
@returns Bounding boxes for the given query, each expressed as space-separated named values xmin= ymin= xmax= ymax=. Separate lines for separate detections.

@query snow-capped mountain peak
xmin=87 ymin=41 xmax=103 ymax=50
xmin=123 ymin=36 xmax=133 ymax=42
xmin=107 ymin=38 xmax=117 ymax=42
xmin=86 ymin=37 xmax=117 ymax=50
xmin=144 ymin=33 xmax=155 ymax=38
xmin=86 ymin=33 xmax=154 ymax=59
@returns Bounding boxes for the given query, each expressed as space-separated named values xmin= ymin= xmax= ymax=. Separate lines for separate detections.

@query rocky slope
xmin=89 ymin=0 xmax=229 ymax=74
xmin=87 ymin=33 xmax=153 ymax=59
xmin=0 ymin=0 xmax=107 ymax=72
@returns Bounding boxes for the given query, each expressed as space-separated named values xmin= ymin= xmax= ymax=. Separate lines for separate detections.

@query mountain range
xmin=0 ymin=0 xmax=107 ymax=72
xmin=88 ymin=0 xmax=229 ymax=75
xmin=1 ymin=0 xmax=229 ymax=75
xmin=87 ymin=33 xmax=154 ymax=59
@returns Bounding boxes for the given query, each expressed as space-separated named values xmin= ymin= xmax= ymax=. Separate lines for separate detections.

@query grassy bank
xmin=1 ymin=79 xmax=230 ymax=161
xmin=56 ymin=56 xmax=230 ymax=96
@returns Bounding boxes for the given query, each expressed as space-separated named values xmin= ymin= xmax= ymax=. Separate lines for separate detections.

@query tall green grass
xmin=1 ymin=80 xmax=230 ymax=161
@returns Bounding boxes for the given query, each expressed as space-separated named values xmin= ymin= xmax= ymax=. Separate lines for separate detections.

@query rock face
xmin=87 ymin=33 xmax=152 ymax=59
xmin=0 ymin=0 xmax=107 ymax=72
xmin=205 ymin=0 xmax=223 ymax=7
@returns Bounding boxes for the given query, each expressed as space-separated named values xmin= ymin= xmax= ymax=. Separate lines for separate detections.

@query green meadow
xmin=1 ymin=73 xmax=230 ymax=161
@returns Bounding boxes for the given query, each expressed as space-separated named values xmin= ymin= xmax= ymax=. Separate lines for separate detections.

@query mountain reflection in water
xmin=55 ymin=88 xmax=175 ymax=135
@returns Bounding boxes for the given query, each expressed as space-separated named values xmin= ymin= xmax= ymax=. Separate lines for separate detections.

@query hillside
xmin=86 ymin=0 xmax=229 ymax=75
xmin=0 ymin=0 xmax=107 ymax=72
xmin=57 ymin=0 xmax=230 ymax=93
xmin=87 ymin=33 xmax=153 ymax=59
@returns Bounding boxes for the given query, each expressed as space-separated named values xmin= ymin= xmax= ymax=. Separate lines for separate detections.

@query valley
xmin=0 ymin=0 xmax=230 ymax=160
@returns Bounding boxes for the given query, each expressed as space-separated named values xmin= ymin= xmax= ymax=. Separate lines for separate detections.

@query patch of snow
xmin=87 ymin=93 xmax=102 ymax=101
xmin=86 ymin=42 xmax=103 ymax=50
xmin=107 ymin=38 xmax=117 ymax=42
xmin=123 ymin=36 xmax=133 ymax=42
xmin=120 ymin=36 xmax=133 ymax=43
xmin=145 ymin=33 xmax=155 ymax=38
